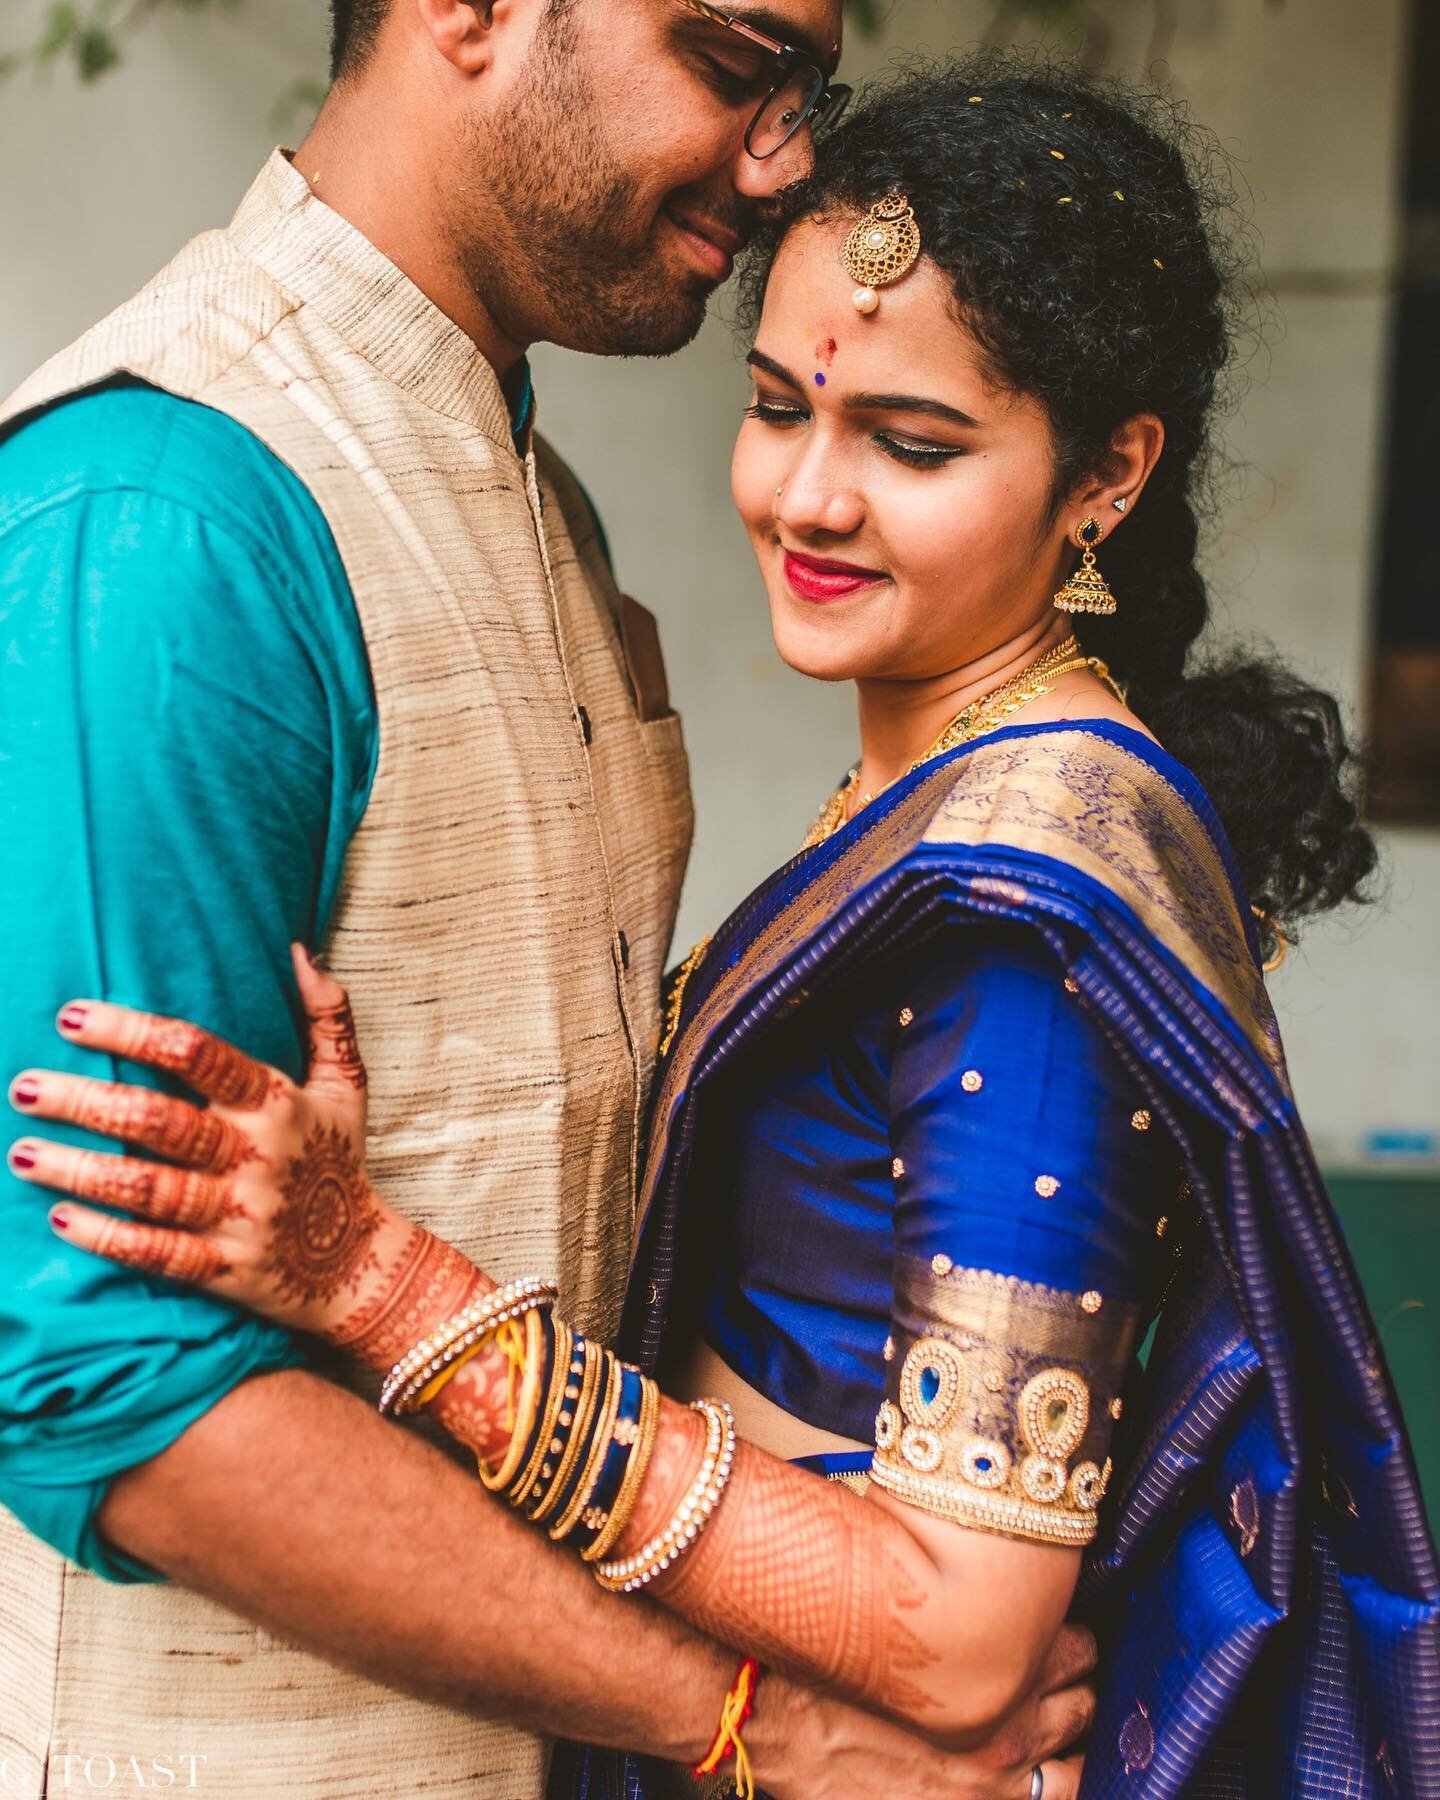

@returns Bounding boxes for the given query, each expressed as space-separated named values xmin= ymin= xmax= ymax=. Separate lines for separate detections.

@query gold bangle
xmin=549 ymin=1349 xmax=623 ymax=1542
xmin=509 ymin=1321 xmax=576 ymax=1509
xmin=594 ymin=1398 xmax=736 ymax=1593
xmin=477 ymin=1308 xmax=546 ymax=1494
xmin=532 ymin=1338 xmax=603 ymax=1526
xmin=583 ymin=1372 xmax=660 ymax=1564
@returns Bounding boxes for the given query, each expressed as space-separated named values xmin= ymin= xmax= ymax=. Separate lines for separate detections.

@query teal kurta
xmin=0 ymin=379 xmax=374 ymax=1578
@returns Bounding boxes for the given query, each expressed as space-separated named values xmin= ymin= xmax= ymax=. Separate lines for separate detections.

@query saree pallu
xmin=555 ymin=721 xmax=1439 ymax=1799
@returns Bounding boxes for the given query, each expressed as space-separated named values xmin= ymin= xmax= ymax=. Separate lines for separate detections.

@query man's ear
xmin=413 ymin=0 xmax=501 ymax=75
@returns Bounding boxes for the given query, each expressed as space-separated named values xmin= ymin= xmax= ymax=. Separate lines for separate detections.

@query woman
xmin=9 ymin=55 xmax=1437 ymax=1799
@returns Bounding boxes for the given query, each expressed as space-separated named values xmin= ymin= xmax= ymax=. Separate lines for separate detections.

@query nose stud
xmin=775 ymin=486 xmax=784 ymax=498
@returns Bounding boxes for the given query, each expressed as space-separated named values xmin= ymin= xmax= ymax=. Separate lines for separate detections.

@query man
xmin=0 ymin=2 xmax=1093 ymax=1793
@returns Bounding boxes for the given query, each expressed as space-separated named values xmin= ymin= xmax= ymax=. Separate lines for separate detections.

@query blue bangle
xmin=545 ymin=1344 xmax=619 ymax=1534
xmin=521 ymin=1330 xmax=587 ymax=1518
xmin=565 ymin=1363 xmax=644 ymax=1555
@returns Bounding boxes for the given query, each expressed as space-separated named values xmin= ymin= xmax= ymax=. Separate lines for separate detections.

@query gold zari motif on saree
xmin=870 ymin=1259 xmax=1143 ymax=1546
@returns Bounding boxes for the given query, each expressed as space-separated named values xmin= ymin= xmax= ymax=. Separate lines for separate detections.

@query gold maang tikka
xmin=842 ymin=194 xmax=921 ymax=314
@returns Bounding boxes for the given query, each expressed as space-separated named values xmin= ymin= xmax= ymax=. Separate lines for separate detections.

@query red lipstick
xmin=783 ymin=549 xmax=887 ymax=603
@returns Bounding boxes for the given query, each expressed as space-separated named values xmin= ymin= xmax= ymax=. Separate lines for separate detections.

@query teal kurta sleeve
xmin=0 ymin=381 xmax=377 ymax=1580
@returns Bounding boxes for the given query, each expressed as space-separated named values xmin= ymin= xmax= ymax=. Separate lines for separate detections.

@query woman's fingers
xmin=10 ymin=1070 xmax=257 ymax=1173
xmin=53 ymin=999 xmax=273 ymax=1110
xmin=45 ymin=1199 xmax=231 ymax=1287
xmin=9 ymin=1136 xmax=236 ymax=1229
xmin=291 ymin=943 xmax=368 ymax=1097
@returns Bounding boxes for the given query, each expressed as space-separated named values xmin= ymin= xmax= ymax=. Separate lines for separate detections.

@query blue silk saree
xmin=557 ymin=719 xmax=1439 ymax=1799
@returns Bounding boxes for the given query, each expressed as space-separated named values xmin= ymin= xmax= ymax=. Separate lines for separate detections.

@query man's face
xmin=455 ymin=0 xmax=845 ymax=357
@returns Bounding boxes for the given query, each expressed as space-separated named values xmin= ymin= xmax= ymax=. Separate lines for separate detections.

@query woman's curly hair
xmin=736 ymin=49 xmax=1376 ymax=947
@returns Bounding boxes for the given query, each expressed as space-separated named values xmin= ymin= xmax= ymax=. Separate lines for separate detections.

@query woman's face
xmin=732 ymin=219 xmax=1077 ymax=685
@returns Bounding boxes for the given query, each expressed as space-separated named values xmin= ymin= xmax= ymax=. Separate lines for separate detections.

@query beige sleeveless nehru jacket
xmin=0 ymin=151 xmax=694 ymax=1799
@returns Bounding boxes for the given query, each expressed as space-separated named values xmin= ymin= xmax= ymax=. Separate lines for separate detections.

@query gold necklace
xmin=801 ymin=635 xmax=1119 ymax=849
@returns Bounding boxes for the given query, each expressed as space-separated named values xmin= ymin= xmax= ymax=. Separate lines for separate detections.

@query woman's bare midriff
xmin=662 ymin=1334 xmax=869 ymax=1463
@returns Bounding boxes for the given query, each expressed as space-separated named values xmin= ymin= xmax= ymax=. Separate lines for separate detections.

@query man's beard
xmin=453 ymin=27 xmax=732 ymax=357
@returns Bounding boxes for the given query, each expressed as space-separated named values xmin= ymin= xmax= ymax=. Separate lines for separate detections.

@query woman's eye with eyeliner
xmin=876 ymin=434 xmax=963 ymax=468
xmin=745 ymin=400 xmax=809 ymax=426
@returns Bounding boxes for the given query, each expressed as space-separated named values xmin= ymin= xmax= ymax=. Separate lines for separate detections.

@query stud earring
xmin=1053 ymin=516 xmax=1117 ymax=616
xmin=1112 ymin=496 xmax=1129 ymax=513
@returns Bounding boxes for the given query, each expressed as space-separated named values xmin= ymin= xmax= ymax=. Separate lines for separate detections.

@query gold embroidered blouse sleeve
xmin=870 ymin=1257 xmax=1143 ymax=1546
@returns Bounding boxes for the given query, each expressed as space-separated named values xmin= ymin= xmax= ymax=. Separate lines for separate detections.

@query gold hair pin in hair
xmin=842 ymin=194 xmax=921 ymax=314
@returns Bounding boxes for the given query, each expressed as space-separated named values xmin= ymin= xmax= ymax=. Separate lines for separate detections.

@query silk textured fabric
xmin=0 ymin=153 xmax=692 ymax=1798
xmin=695 ymin=927 xmax=1170 ymax=1459
xmin=562 ymin=720 xmax=1438 ymax=1800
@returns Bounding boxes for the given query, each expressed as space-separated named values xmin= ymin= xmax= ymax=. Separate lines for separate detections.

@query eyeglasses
xmin=676 ymin=0 xmax=853 ymax=159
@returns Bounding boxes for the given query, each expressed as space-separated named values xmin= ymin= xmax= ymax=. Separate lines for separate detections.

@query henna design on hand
xmin=68 ymin=1148 xmax=244 ymax=1228
xmin=70 ymin=1082 xmax=259 ymax=1176
xmin=307 ymin=995 xmax=368 ymax=1093
xmin=428 ymin=1342 xmax=517 ymax=1462
xmin=123 ymin=1016 xmax=271 ymax=1110
xmin=261 ymin=1126 xmax=385 ymax=1312
xmin=646 ymin=1425 xmax=941 ymax=1718
xmin=331 ymin=1225 xmax=480 ymax=1368
xmin=89 ymin=1213 xmax=232 ymax=1285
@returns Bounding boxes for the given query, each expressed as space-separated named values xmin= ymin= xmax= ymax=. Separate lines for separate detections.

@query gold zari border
xmin=871 ymin=1457 xmax=1098 ymax=1546
xmin=920 ymin=731 xmax=1282 ymax=1075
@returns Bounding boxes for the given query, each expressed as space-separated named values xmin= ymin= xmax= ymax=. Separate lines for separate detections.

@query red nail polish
xmin=58 ymin=1005 xmax=89 ymax=1034
xmin=10 ymin=1148 xmax=37 ymax=1171
xmin=51 ymin=1210 xmax=70 ymax=1231
xmin=12 ymin=1079 xmax=40 ymax=1108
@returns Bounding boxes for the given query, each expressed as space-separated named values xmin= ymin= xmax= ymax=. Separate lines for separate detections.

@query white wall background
xmin=1 ymin=0 xmax=1432 ymax=1163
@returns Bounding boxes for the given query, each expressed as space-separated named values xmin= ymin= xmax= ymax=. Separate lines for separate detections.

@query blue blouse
xmin=698 ymin=925 xmax=1175 ymax=1541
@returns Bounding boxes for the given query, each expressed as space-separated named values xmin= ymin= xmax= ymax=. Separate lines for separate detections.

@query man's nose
xmin=732 ymin=125 xmax=816 ymax=200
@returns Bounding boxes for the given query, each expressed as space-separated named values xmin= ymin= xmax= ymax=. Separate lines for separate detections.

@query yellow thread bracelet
xmin=693 ymin=1656 xmax=762 ymax=1799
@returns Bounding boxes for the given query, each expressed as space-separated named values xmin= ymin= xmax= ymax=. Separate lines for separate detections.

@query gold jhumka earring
xmin=1053 ymin=516 xmax=1116 ymax=616
xmin=842 ymin=194 xmax=922 ymax=314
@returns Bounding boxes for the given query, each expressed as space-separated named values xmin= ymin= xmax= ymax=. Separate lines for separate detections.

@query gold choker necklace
xmin=801 ymin=636 xmax=1117 ymax=849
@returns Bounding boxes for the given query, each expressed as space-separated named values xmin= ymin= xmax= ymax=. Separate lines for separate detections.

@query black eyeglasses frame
xmin=674 ymin=0 xmax=853 ymax=159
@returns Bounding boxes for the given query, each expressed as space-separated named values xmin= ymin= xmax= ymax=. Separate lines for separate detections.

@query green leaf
xmin=37 ymin=3 xmax=81 ymax=61
xmin=73 ymin=24 xmax=121 ymax=80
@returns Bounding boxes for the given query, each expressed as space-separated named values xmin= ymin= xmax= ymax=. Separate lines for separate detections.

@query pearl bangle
xmin=378 ymin=1276 xmax=557 ymax=1418
xmin=593 ymin=1398 xmax=736 ymax=1593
